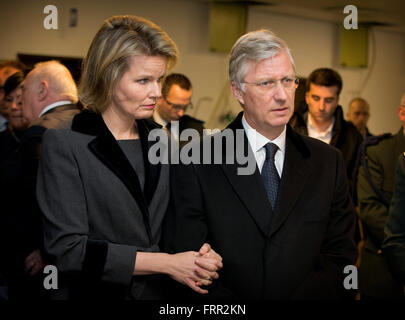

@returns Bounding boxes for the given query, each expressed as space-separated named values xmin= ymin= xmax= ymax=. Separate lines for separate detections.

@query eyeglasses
xmin=164 ymin=97 xmax=193 ymax=112
xmin=242 ymin=76 xmax=299 ymax=92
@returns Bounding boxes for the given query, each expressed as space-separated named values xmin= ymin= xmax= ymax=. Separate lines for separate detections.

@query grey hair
xmin=31 ymin=60 xmax=78 ymax=103
xmin=229 ymin=29 xmax=295 ymax=91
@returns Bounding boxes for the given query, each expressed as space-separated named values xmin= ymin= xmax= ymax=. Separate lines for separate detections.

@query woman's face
xmin=108 ymin=55 xmax=167 ymax=120
xmin=5 ymin=86 xmax=30 ymax=130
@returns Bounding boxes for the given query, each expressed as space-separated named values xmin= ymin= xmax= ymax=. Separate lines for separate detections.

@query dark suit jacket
xmin=36 ymin=110 xmax=170 ymax=300
xmin=383 ymin=154 xmax=405 ymax=285
xmin=166 ymin=112 xmax=358 ymax=300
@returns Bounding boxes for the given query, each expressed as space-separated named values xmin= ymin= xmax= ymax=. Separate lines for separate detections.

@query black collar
xmin=71 ymin=110 xmax=163 ymax=244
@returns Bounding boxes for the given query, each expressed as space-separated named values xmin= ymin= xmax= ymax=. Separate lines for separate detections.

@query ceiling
xmin=198 ymin=0 xmax=405 ymax=34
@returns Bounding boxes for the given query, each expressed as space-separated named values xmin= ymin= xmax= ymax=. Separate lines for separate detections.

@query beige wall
xmin=0 ymin=0 xmax=404 ymax=133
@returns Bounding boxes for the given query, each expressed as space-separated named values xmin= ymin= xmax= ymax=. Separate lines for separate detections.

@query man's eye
xmin=283 ymin=78 xmax=293 ymax=84
xmin=325 ymin=99 xmax=334 ymax=103
xmin=137 ymin=79 xmax=148 ymax=84
xmin=259 ymin=81 xmax=273 ymax=87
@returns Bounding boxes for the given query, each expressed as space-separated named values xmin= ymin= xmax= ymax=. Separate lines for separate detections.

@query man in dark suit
xmin=2 ymin=60 xmax=79 ymax=299
xmin=153 ymin=73 xmax=204 ymax=146
xmin=166 ymin=30 xmax=358 ymax=300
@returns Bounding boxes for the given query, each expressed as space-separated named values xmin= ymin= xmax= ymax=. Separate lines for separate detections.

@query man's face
xmin=347 ymin=100 xmax=370 ymax=132
xmin=305 ymin=83 xmax=339 ymax=125
xmin=21 ymin=70 xmax=39 ymax=122
xmin=0 ymin=66 xmax=20 ymax=118
xmin=157 ymin=84 xmax=192 ymax=122
xmin=232 ymin=50 xmax=297 ymax=139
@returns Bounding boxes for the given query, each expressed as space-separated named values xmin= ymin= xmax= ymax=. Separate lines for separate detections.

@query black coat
xmin=290 ymin=105 xmax=363 ymax=183
xmin=165 ymin=112 xmax=358 ymax=300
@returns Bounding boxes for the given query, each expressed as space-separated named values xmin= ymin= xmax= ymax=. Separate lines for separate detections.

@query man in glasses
xmin=166 ymin=30 xmax=357 ymax=300
xmin=154 ymin=73 xmax=204 ymax=144
xmin=290 ymin=68 xmax=363 ymax=185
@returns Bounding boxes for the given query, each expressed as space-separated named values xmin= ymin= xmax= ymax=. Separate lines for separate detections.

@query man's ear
xmin=38 ymin=80 xmax=48 ymax=101
xmin=398 ymin=106 xmax=405 ymax=124
xmin=231 ymin=81 xmax=244 ymax=105
xmin=305 ymin=91 xmax=309 ymax=105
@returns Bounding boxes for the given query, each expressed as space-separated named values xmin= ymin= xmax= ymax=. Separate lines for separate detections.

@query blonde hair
xmin=79 ymin=15 xmax=179 ymax=113
xmin=31 ymin=60 xmax=78 ymax=103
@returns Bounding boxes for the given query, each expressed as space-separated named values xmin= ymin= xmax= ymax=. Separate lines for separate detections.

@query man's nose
xmin=177 ymin=109 xmax=185 ymax=117
xmin=10 ymin=101 xmax=18 ymax=111
xmin=273 ymin=82 xmax=287 ymax=101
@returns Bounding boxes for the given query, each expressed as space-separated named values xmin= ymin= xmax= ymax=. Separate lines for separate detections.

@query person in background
xmin=347 ymin=97 xmax=372 ymax=138
xmin=154 ymin=73 xmax=204 ymax=145
xmin=357 ymin=93 xmax=405 ymax=299
xmin=290 ymin=68 xmax=363 ymax=184
xmin=383 ymin=153 xmax=405 ymax=288
xmin=0 ymin=60 xmax=26 ymax=132
xmin=0 ymin=71 xmax=40 ymax=300
xmin=36 ymin=15 xmax=222 ymax=300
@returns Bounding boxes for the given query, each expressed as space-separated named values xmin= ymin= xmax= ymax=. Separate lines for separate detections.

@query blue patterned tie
xmin=261 ymin=143 xmax=280 ymax=210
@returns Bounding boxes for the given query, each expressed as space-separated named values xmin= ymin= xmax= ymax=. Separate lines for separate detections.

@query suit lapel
xmin=268 ymin=126 xmax=312 ymax=238
xmin=220 ymin=113 xmax=273 ymax=236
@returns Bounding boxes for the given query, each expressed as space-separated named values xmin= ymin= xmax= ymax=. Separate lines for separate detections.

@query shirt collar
xmin=153 ymin=108 xmax=168 ymax=127
xmin=242 ymin=114 xmax=286 ymax=154
xmin=307 ymin=113 xmax=335 ymax=136
xmin=38 ymin=100 xmax=72 ymax=118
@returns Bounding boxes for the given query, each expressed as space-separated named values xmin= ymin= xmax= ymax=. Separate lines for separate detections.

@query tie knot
xmin=264 ymin=142 xmax=278 ymax=161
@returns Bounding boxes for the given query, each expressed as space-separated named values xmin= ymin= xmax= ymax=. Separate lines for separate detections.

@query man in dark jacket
xmin=357 ymin=96 xmax=405 ymax=299
xmin=290 ymin=68 xmax=362 ymax=184
xmin=3 ymin=60 xmax=79 ymax=300
xmin=153 ymin=73 xmax=204 ymax=146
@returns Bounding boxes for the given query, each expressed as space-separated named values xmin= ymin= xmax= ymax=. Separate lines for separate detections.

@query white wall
xmin=0 ymin=0 xmax=404 ymax=133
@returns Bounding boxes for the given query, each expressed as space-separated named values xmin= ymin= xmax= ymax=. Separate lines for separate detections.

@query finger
xmin=24 ymin=261 xmax=33 ymax=272
xmin=186 ymin=278 xmax=208 ymax=294
xmin=194 ymin=267 xmax=212 ymax=280
xmin=195 ymin=258 xmax=222 ymax=271
xmin=206 ymin=249 xmax=223 ymax=262
xmin=196 ymin=278 xmax=213 ymax=287
xmin=30 ymin=264 xmax=42 ymax=276
xmin=198 ymin=243 xmax=211 ymax=256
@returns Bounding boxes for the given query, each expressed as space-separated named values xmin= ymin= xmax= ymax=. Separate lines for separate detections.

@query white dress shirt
xmin=153 ymin=109 xmax=179 ymax=141
xmin=0 ymin=114 xmax=8 ymax=132
xmin=242 ymin=115 xmax=286 ymax=177
xmin=38 ymin=100 xmax=72 ymax=118
xmin=307 ymin=114 xmax=335 ymax=145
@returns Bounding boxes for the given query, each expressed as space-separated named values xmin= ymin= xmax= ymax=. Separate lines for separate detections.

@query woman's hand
xmin=167 ymin=250 xmax=222 ymax=294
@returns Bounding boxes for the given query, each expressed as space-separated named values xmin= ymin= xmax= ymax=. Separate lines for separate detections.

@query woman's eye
xmin=137 ymin=79 xmax=148 ymax=84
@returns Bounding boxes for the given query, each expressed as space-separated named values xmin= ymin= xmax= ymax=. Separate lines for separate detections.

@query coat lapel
xmin=220 ymin=112 xmax=273 ymax=236
xmin=71 ymin=111 xmax=162 ymax=244
xmin=220 ymin=113 xmax=313 ymax=238
xmin=268 ymin=126 xmax=312 ymax=238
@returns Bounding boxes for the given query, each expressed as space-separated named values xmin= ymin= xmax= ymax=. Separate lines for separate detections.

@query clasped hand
xmin=170 ymin=243 xmax=223 ymax=294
